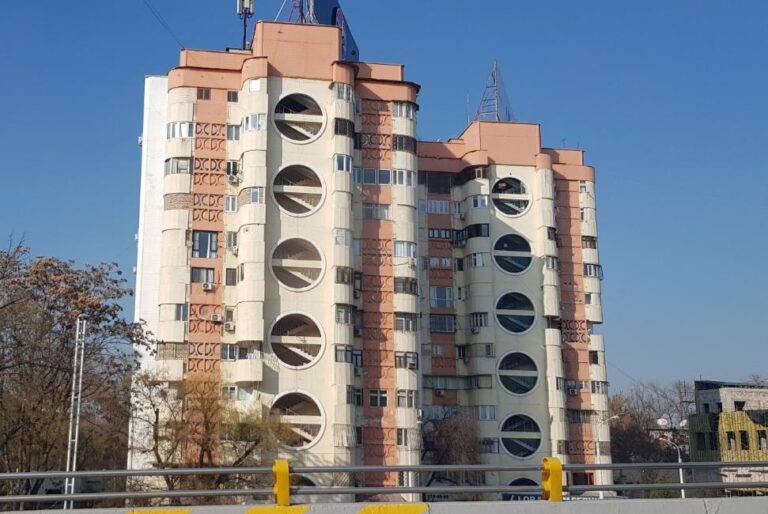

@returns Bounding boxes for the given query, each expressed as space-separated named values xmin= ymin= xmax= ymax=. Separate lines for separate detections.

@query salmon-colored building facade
xmin=133 ymin=18 xmax=610 ymax=495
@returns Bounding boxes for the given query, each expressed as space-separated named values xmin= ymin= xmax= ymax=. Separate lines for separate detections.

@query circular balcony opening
xmin=272 ymin=165 xmax=324 ymax=216
xmin=500 ymin=414 xmax=541 ymax=458
xmin=270 ymin=313 xmax=323 ymax=368
xmin=492 ymin=178 xmax=531 ymax=217
xmin=495 ymin=292 xmax=536 ymax=334
xmin=493 ymin=234 xmax=532 ymax=274
xmin=274 ymin=94 xmax=324 ymax=142
xmin=271 ymin=392 xmax=324 ymax=449
xmin=271 ymin=238 xmax=324 ymax=290
xmin=498 ymin=352 xmax=538 ymax=395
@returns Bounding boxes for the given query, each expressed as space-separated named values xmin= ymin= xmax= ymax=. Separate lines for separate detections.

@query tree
xmin=0 ymin=240 xmax=149 ymax=507
xmin=129 ymin=371 xmax=292 ymax=505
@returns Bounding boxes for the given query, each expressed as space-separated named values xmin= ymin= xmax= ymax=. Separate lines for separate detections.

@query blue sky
xmin=0 ymin=1 xmax=766 ymax=391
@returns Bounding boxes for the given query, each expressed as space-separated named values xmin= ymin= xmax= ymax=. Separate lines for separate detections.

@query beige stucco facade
xmin=132 ymin=20 xmax=610 ymax=494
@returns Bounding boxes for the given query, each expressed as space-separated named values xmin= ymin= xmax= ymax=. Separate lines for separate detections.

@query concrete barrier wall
xmin=20 ymin=498 xmax=768 ymax=514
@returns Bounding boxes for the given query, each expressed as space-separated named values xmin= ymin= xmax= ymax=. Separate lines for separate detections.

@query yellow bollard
xmin=272 ymin=459 xmax=291 ymax=506
xmin=541 ymin=457 xmax=563 ymax=502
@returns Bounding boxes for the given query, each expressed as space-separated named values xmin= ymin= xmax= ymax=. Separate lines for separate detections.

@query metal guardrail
xmin=1 ymin=459 xmax=767 ymax=506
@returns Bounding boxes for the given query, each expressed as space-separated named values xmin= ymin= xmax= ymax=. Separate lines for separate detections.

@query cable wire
xmin=141 ymin=0 xmax=184 ymax=48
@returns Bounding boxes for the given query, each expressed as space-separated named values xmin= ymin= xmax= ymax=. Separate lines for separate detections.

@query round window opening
xmin=273 ymin=165 xmax=324 ymax=216
xmin=493 ymin=234 xmax=532 ymax=274
xmin=271 ymin=393 xmax=324 ymax=449
xmin=496 ymin=292 xmax=535 ymax=333
xmin=492 ymin=178 xmax=531 ymax=216
xmin=271 ymin=238 xmax=323 ymax=290
xmin=501 ymin=414 xmax=541 ymax=458
xmin=274 ymin=94 xmax=324 ymax=142
xmin=270 ymin=313 xmax=323 ymax=368
xmin=498 ymin=352 xmax=538 ymax=395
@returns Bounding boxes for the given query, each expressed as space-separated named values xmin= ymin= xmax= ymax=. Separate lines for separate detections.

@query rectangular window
xmin=174 ymin=303 xmax=188 ymax=321
xmin=221 ymin=385 xmax=237 ymax=400
xmin=696 ymin=432 xmax=706 ymax=451
xmin=392 ymin=101 xmax=415 ymax=119
xmin=225 ymin=308 xmax=235 ymax=323
xmin=396 ymin=389 xmax=418 ymax=408
xmin=475 ymin=405 xmax=496 ymax=421
xmin=547 ymin=227 xmax=557 ymax=240
xmin=197 ymin=88 xmax=211 ymax=100
xmin=334 ymin=118 xmax=355 ymax=137
xmin=585 ymin=293 xmax=593 ymax=305
xmin=427 ymin=228 xmax=452 ymax=239
xmin=394 ymin=313 xmax=418 ymax=332
xmin=335 ymin=154 xmax=352 ymax=173
xmin=727 ymin=431 xmax=736 ymax=451
xmin=393 ymin=241 xmax=416 ymax=258
xmin=392 ymin=169 xmax=415 ymax=186
xmin=190 ymin=267 xmax=214 ymax=283
xmin=369 ymin=389 xmax=388 ymax=408
xmin=335 ymin=82 xmax=353 ymax=101
xmin=226 ymin=160 xmax=239 ymax=176
xmin=227 ymin=90 xmax=238 ymax=102
xmin=758 ymin=430 xmax=767 ymax=451
xmin=589 ymin=350 xmax=600 ymax=364
xmin=355 ymin=426 xmax=363 ymax=445
xmin=579 ymin=180 xmax=588 ymax=193
xmin=249 ymin=187 xmax=264 ymax=204
xmin=226 ymin=124 xmax=241 ymax=141
xmin=395 ymin=352 xmax=419 ymax=369
xmin=709 ymin=432 xmax=719 ymax=451
xmin=164 ymin=157 xmax=193 ymax=175
xmin=429 ymin=314 xmax=456 ymax=333
xmin=740 ymin=431 xmax=750 ymax=450
xmin=392 ymin=134 xmax=417 ymax=153
xmin=336 ymin=266 xmax=353 ymax=284
xmin=545 ymin=256 xmax=559 ymax=270
xmin=226 ymin=231 xmax=238 ymax=251
xmin=582 ymin=236 xmax=598 ymax=249
xmin=249 ymin=79 xmax=261 ymax=92
xmin=336 ymin=305 xmax=354 ymax=324
xmin=394 ymin=277 xmax=418 ymax=295
xmin=334 ymin=229 xmax=352 ymax=246
xmin=584 ymin=263 xmax=604 ymax=279
xmin=470 ymin=312 xmax=488 ymax=328
xmin=430 ymin=286 xmax=453 ymax=308
xmin=166 ymin=121 xmax=194 ymax=140
xmin=479 ymin=438 xmax=499 ymax=454
xmin=244 ymin=113 xmax=266 ymax=131
xmin=346 ymin=385 xmax=362 ymax=406
xmin=362 ymin=204 xmax=389 ymax=220
xmin=735 ymin=401 xmax=746 ymax=411
xmin=221 ymin=343 xmax=238 ymax=361
xmin=471 ymin=195 xmax=489 ymax=208
xmin=225 ymin=195 xmax=237 ymax=212
xmin=426 ymin=200 xmax=450 ymax=214
xmin=396 ymin=428 xmax=409 ymax=447
xmin=225 ymin=268 xmax=237 ymax=286
xmin=429 ymin=257 xmax=452 ymax=269
xmin=566 ymin=409 xmax=596 ymax=424
xmin=192 ymin=230 xmax=218 ymax=258
xmin=466 ymin=223 xmax=490 ymax=238
xmin=455 ymin=258 xmax=464 ymax=271
xmin=467 ymin=253 xmax=486 ymax=268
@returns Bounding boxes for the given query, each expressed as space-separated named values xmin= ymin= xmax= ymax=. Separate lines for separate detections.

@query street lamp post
xmin=595 ymin=415 xmax=619 ymax=500
xmin=656 ymin=418 xmax=687 ymax=499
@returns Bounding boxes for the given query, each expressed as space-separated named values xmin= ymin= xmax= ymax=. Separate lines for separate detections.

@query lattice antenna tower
xmin=236 ymin=0 xmax=255 ymax=50
xmin=476 ymin=60 xmax=514 ymax=122
xmin=289 ymin=0 xmax=318 ymax=23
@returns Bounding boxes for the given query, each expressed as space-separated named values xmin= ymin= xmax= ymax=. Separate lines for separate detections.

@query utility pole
xmin=63 ymin=315 xmax=87 ymax=510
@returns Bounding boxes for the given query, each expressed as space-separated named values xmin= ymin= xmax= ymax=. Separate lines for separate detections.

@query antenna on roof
xmin=289 ymin=0 xmax=317 ymax=23
xmin=237 ymin=0 xmax=255 ymax=50
xmin=475 ymin=60 xmax=514 ymax=122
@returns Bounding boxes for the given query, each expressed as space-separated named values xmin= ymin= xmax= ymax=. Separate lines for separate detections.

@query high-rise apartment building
xmin=133 ymin=17 xmax=610 ymax=492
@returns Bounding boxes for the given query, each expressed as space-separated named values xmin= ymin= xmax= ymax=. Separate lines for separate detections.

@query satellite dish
xmin=656 ymin=418 xmax=669 ymax=428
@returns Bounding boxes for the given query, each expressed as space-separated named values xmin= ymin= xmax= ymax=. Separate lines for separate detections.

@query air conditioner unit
xmin=230 ymin=245 xmax=238 ymax=255
xmin=353 ymin=290 xmax=361 ymax=299
xmin=567 ymin=388 xmax=579 ymax=396
xmin=470 ymin=326 xmax=480 ymax=335
xmin=202 ymin=282 xmax=214 ymax=291
xmin=407 ymin=361 xmax=417 ymax=369
xmin=224 ymin=322 xmax=235 ymax=332
xmin=210 ymin=314 xmax=224 ymax=324
xmin=459 ymin=212 xmax=466 ymax=220
xmin=408 ymin=258 xmax=417 ymax=269
xmin=353 ymin=327 xmax=363 ymax=337
xmin=434 ymin=389 xmax=445 ymax=397
xmin=227 ymin=174 xmax=240 ymax=184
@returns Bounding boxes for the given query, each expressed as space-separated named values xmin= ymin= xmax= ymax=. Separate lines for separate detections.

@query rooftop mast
xmin=476 ymin=60 xmax=514 ymax=122
xmin=237 ymin=0 xmax=255 ymax=50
